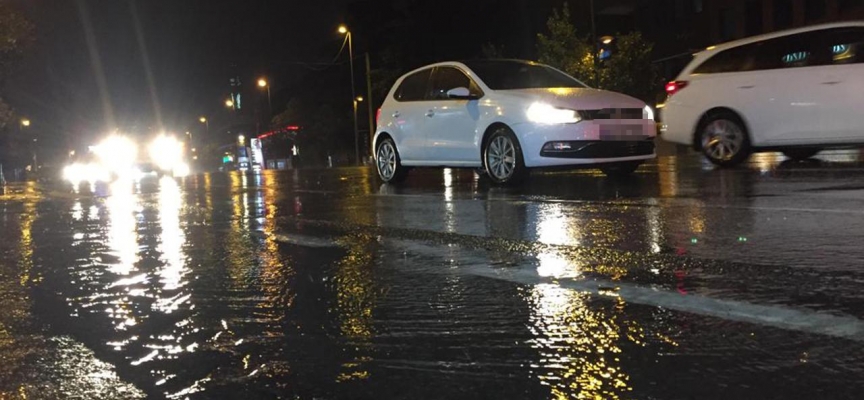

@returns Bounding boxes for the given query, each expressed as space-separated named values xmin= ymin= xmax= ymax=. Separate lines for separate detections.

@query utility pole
xmin=590 ymin=0 xmax=598 ymax=87
xmin=365 ymin=53 xmax=375 ymax=159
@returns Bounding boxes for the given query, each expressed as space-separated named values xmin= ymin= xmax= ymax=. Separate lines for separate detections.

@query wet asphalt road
xmin=2 ymin=150 xmax=864 ymax=399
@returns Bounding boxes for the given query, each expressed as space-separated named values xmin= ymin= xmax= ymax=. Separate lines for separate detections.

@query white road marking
xmin=273 ymin=232 xmax=864 ymax=341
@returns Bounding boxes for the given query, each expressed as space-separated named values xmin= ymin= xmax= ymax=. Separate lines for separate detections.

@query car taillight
xmin=376 ymin=108 xmax=382 ymax=125
xmin=665 ymin=80 xmax=688 ymax=97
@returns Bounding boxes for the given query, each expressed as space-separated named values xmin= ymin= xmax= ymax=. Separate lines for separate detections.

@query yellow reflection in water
xmin=334 ymin=235 xmax=376 ymax=382
xmin=528 ymin=284 xmax=639 ymax=399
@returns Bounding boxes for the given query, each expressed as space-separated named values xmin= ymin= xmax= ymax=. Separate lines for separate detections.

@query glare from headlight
xmin=526 ymin=102 xmax=581 ymax=124
xmin=172 ymin=162 xmax=190 ymax=178
xmin=64 ymin=163 xmax=110 ymax=185
xmin=643 ymin=105 xmax=655 ymax=120
xmin=93 ymin=136 xmax=137 ymax=174
xmin=149 ymin=135 xmax=184 ymax=172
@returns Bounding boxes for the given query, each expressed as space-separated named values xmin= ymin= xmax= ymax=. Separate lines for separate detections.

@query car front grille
xmin=583 ymin=108 xmax=643 ymax=120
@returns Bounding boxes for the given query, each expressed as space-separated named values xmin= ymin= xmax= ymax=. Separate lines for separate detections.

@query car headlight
xmin=149 ymin=135 xmax=184 ymax=171
xmin=643 ymin=105 xmax=655 ymax=120
xmin=526 ymin=102 xmax=581 ymax=124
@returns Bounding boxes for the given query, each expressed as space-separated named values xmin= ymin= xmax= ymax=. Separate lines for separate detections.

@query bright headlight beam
xmin=526 ymin=102 xmax=581 ymax=124
xmin=149 ymin=135 xmax=184 ymax=172
xmin=93 ymin=136 xmax=137 ymax=175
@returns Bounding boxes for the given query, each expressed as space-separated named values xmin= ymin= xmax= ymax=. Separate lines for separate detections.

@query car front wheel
xmin=376 ymin=138 xmax=408 ymax=183
xmin=483 ymin=127 xmax=526 ymax=185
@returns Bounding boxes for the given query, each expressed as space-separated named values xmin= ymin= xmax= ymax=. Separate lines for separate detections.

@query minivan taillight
xmin=665 ymin=80 xmax=688 ymax=97
xmin=376 ymin=108 xmax=382 ymax=125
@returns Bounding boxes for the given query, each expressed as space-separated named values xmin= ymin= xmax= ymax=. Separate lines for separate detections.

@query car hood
xmin=495 ymin=88 xmax=645 ymax=110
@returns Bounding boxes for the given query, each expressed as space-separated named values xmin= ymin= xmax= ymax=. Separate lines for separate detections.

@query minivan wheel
xmin=699 ymin=112 xmax=751 ymax=167
xmin=782 ymin=148 xmax=820 ymax=161
xmin=483 ymin=127 xmax=526 ymax=185
xmin=375 ymin=138 xmax=408 ymax=183
xmin=600 ymin=161 xmax=642 ymax=178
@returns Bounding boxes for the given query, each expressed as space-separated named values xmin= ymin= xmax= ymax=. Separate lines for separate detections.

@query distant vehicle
xmin=661 ymin=22 xmax=864 ymax=166
xmin=373 ymin=59 xmax=657 ymax=184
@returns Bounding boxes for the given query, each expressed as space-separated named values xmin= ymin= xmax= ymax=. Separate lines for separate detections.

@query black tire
xmin=483 ymin=126 xmax=527 ymax=185
xmin=782 ymin=148 xmax=820 ymax=161
xmin=698 ymin=111 xmax=752 ymax=167
xmin=375 ymin=137 xmax=408 ymax=183
xmin=600 ymin=161 xmax=642 ymax=178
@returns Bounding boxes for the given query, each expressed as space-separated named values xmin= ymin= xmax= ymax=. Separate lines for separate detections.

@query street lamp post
xmin=257 ymin=78 xmax=271 ymax=111
xmin=353 ymin=96 xmax=364 ymax=158
xmin=198 ymin=117 xmax=208 ymax=140
xmin=20 ymin=119 xmax=35 ymax=170
xmin=339 ymin=25 xmax=361 ymax=166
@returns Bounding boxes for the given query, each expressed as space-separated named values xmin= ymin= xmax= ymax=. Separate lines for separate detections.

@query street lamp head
xmin=600 ymin=35 xmax=614 ymax=45
xmin=338 ymin=25 xmax=348 ymax=34
xmin=355 ymin=96 xmax=364 ymax=102
xmin=238 ymin=135 xmax=245 ymax=144
xmin=257 ymin=78 xmax=267 ymax=88
xmin=199 ymin=117 xmax=207 ymax=123
xmin=21 ymin=119 xmax=30 ymax=127
xmin=225 ymin=99 xmax=234 ymax=107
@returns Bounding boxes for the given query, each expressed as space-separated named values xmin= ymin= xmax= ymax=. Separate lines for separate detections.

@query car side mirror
xmin=446 ymin=87 xmax=479 ymax=100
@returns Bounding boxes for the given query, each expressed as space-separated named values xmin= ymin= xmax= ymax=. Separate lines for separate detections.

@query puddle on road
xmin=3 ymin=168 xmax=864 ymax=399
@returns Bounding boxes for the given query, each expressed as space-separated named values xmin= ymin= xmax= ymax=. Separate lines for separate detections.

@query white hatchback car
xmin=661 ymin=22 xmax=864 ymax=166
xmin=373 ymin=59 xmax=657 ymax=184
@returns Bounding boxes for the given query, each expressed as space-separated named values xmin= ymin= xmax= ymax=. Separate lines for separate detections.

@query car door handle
xmin=821 ymin=81 xmax=842 ymax=85
xmin=425 ymin=109 xmax=435 ymax=117
xmin=738 ymin=85 xmax=755 ymax=89
xmin=392 ymin=111 xmax=400 ymax=118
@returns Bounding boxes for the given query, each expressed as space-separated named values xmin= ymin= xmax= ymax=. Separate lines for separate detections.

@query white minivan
xmin=661 ymin=22 xmax=864 ymax=166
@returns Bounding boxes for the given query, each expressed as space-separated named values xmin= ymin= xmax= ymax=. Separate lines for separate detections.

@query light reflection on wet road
xmin=2 ymin=152 xmax=864 ymax=398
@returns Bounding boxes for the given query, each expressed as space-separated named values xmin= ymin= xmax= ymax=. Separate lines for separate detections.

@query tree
xmin=270 ymin=98 xmax=351 ymax=166
xmin=597 ymin=32 xmax=660 ymax=103
xmin=535 ymin=3 xmax=594 ymax=83
xmin=0 ymin=0 xmax=34 ymax=84
xmin=536 ymin=3 xmax=660 ymax=103
xmin=0 ymin=1 xmax=34 ymax=170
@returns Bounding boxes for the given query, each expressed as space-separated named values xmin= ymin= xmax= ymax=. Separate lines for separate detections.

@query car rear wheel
xmin=782 ymin=148 xmax=820 ymax=161
xmin=376 ymin=138 xmax=408 ymax=183
xmin=483 ymin=127 xmax=526 ymax=185
xmin=600 ymin=161 xmax=641 ymax=177
xmin=699 ymin=112 xmax=751 ymax=167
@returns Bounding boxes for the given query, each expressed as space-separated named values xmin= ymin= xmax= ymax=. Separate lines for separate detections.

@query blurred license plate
xmin=599 ymin=124 xmax=645 ymax=140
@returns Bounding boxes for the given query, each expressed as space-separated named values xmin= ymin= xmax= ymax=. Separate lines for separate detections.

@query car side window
xmin=766 ymin=31 xmax=829 ymax=69
xmin=694 ymin=31 xmax=835 ymax=74
xmin=692 ymin=44 xmax=756 ymax=74
xmin=429 ymin=67 xmax=483 ymax=100
xmin=824 ymin=28 xmax=864 ymax=65
xmin=395 ymin=69 xmax=433 ymax=102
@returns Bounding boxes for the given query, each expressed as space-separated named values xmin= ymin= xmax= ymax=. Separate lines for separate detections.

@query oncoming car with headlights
xmin=373 ymin=59 xmax=657 ymax=184
xmin=63 ymin=134 xmax=190 ymax=186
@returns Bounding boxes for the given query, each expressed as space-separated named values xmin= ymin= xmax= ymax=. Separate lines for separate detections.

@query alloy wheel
xmin=486 ymin=136 xmax=516 ymax=181
xmin=377 ymin=141 xmax=396 ymax=181
xmin=702 ymin=119 xmax=744 ymax=161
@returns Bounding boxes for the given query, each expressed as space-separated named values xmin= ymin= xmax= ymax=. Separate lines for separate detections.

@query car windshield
xmin=462 ymin=60 xmax=588 ymax=90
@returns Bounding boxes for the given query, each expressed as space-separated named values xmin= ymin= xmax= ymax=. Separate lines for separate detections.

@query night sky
xmin=4 ymin=0 xmax=608 ymax=155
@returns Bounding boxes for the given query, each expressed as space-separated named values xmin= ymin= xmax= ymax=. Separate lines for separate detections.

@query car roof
xmin=400 ymin=59 xmax=544 ymax=76
xmin=680 ymin=20 xmax=864 ymax=76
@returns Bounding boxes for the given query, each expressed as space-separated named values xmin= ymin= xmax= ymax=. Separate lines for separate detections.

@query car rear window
xmin=462 ymin=60 xmax=587 ymax=90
